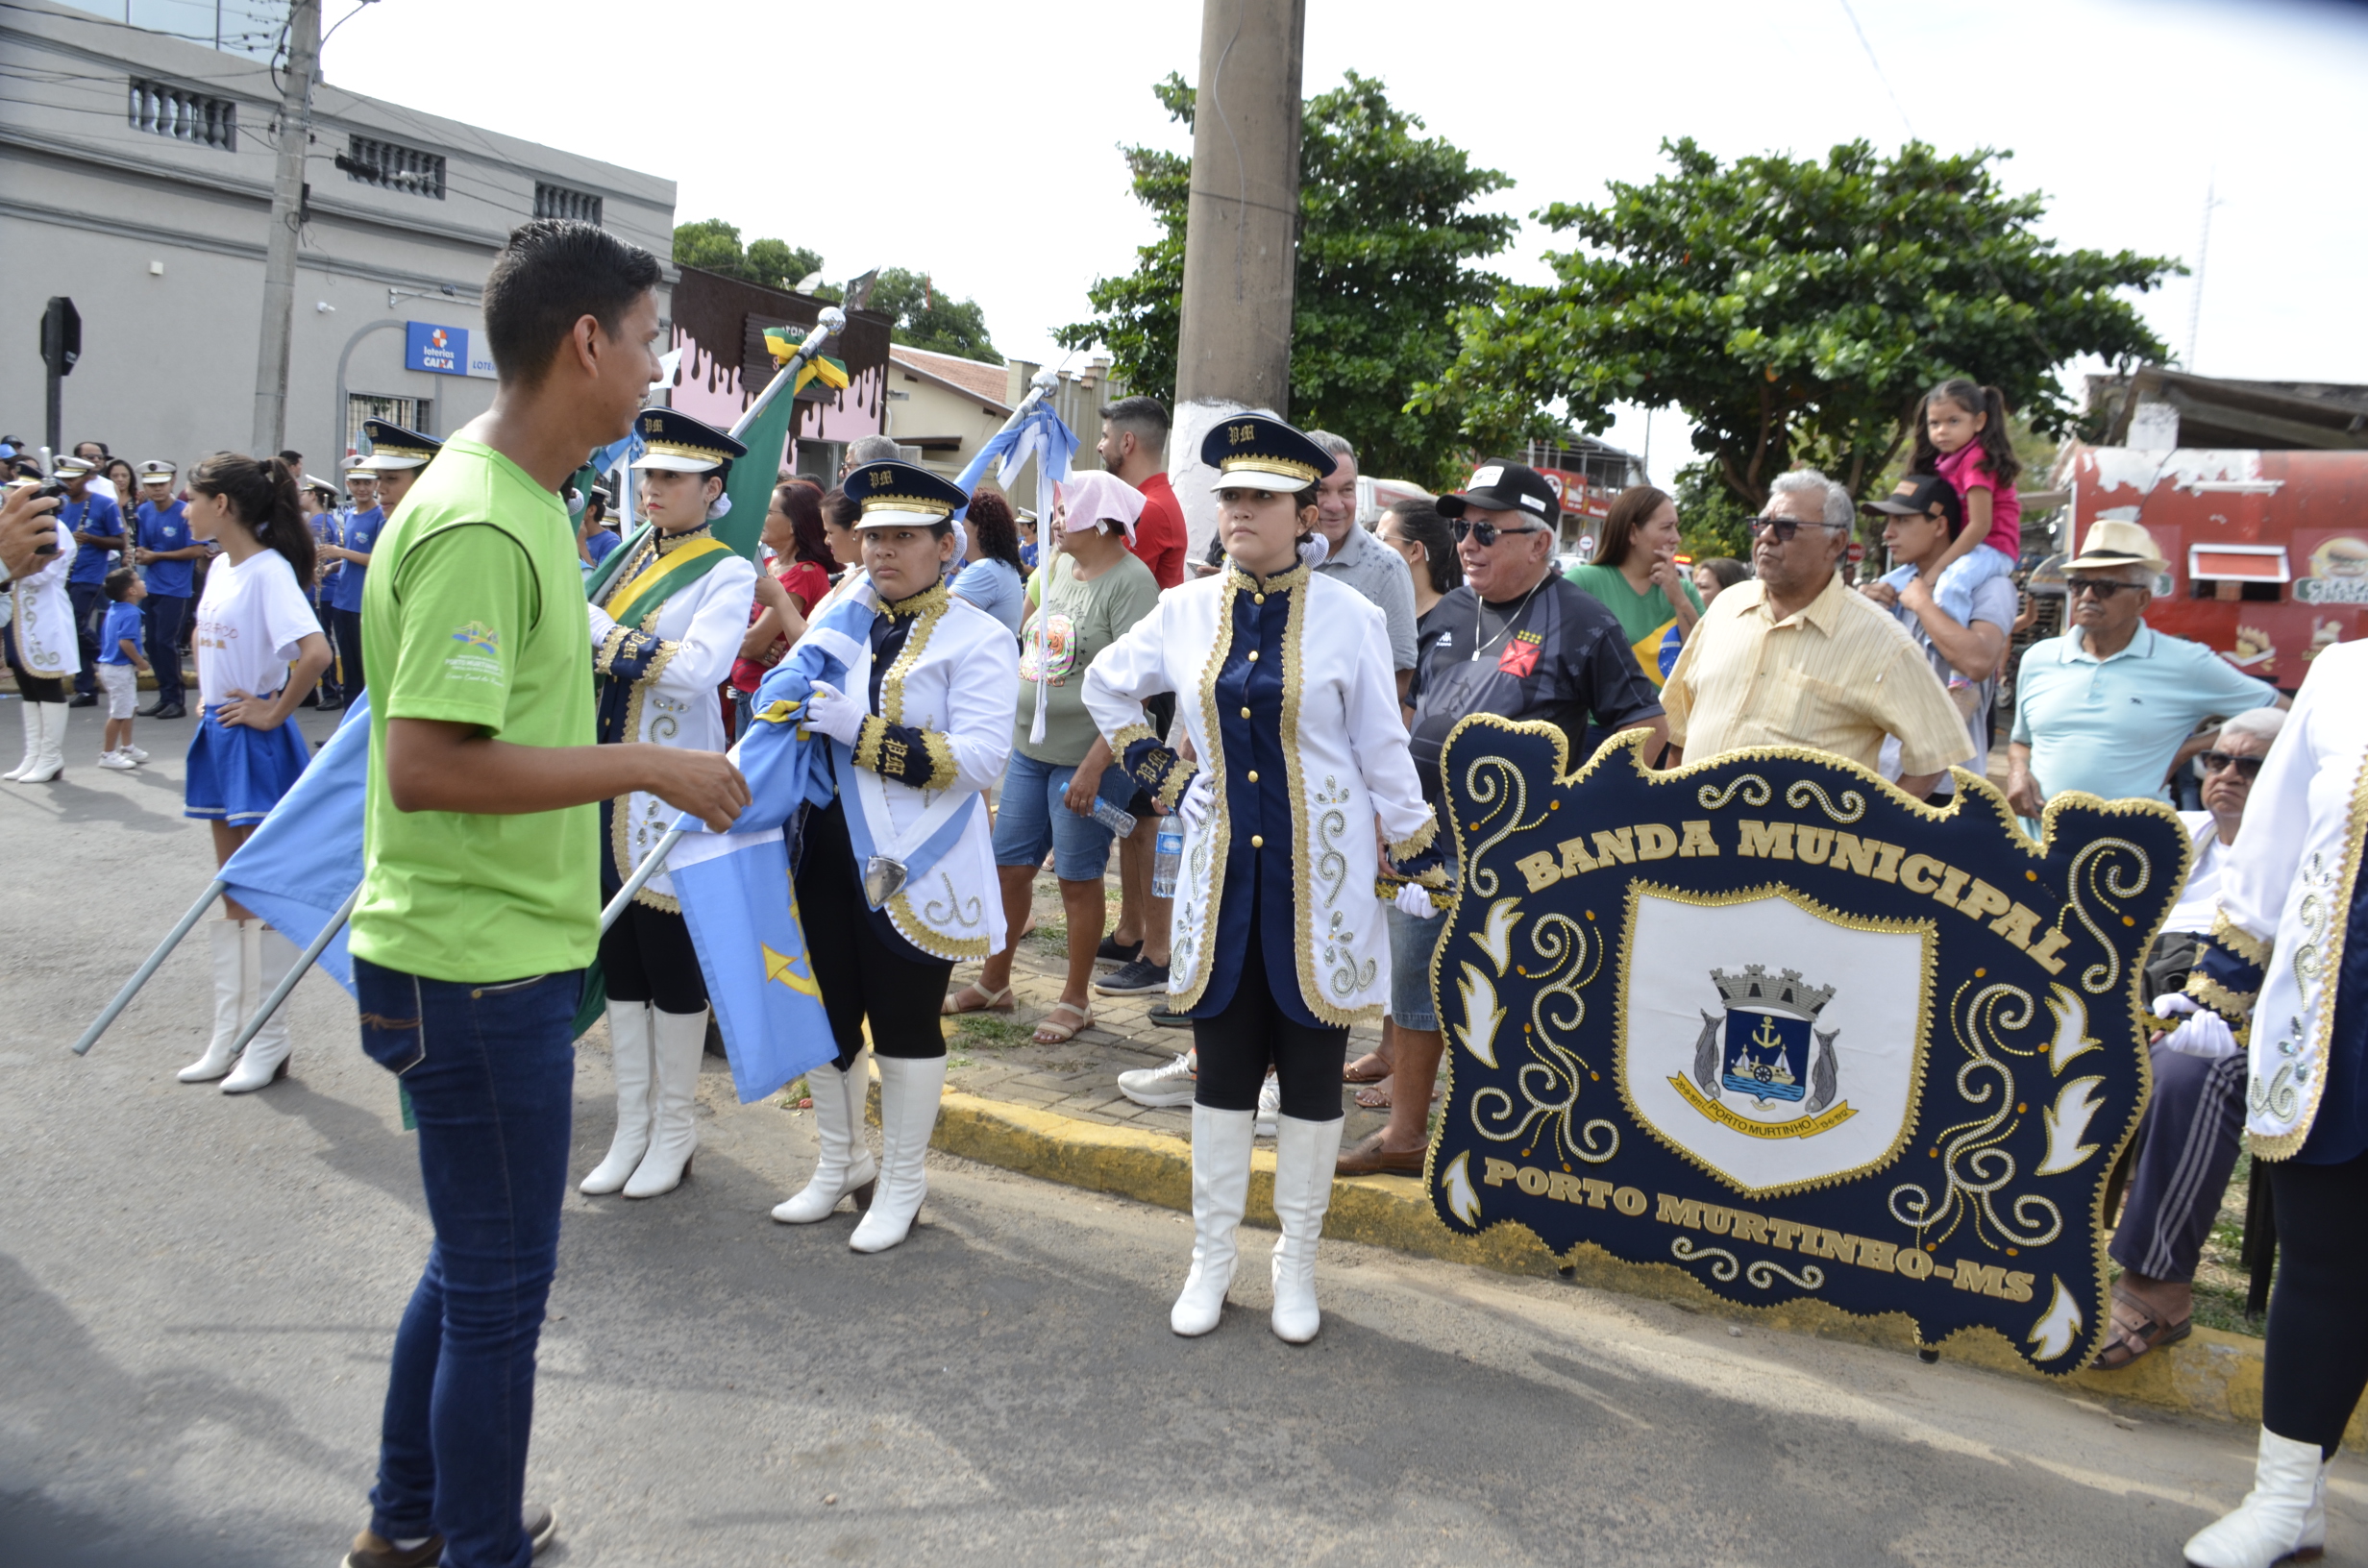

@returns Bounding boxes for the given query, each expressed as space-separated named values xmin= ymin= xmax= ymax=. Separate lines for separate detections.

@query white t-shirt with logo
xmin=193 ymin=548 xmax=321 ymax=708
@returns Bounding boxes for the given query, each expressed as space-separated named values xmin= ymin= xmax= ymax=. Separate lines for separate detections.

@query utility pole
xmin=2184 ymin=172 xmax=2225 ymax=374
xmin=1169 ymin=0 xmax=1306 ymax=554
xmin=251 ymin=0 xmax=319 ymax=455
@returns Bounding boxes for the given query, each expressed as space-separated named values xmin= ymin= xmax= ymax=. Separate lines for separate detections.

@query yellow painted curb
xmin=925 ymin=1089 xmax=2365 ymax=1453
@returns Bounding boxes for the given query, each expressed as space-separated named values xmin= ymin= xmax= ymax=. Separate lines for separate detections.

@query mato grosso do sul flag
xmin=1421 ymin=723 xmax=2188 ymax=1375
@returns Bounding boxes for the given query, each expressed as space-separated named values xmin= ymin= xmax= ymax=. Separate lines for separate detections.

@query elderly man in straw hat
xmin=2004 ymin=518 xmax=2285 ymax=826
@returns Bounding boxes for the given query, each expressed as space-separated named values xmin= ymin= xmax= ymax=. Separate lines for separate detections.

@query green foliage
xmin=1418 ymin=138 xmax=2180 ymax=508
xmin=866 ymin=267 xmax=1000 ymax=365
xmin=672 ymin=220 xmax=825 ymax=294
xmin=1057 ymin=71 xmax=1515 ymax=483
xmin=1672 ymin=462 xmax=1756 ymax=561
xmin=747 ymin=237 xmax=826 ymax=291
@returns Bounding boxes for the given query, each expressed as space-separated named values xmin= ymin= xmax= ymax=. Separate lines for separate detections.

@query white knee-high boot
xmin=179 ymin=919 xmax=256 ymax=1083
xmin=17 ymin=702 xmax=63 ymax=783
xmin=849 ymin=1055 xmax=946 ymax=1253
xmin=624 ymin=1007 xmax=706 ymax=1198
xmin=580 ymin=1001 xmax=655 ymax=1194
xmin=2183 ymin=1427 xmax=2329 ymax=1568
xmin=5 ymin=700 xmax=41 ymax=781
xmin=1269 ymin=1115 xmax=1345 ymax=1344
xmin=772 ymin=1052 xmax=878 ymax=1223
xmin=222 ymin=926 xmax=299 ymax=1091
xmin=1171 ymin=1104 xmax=1256 ymax=1335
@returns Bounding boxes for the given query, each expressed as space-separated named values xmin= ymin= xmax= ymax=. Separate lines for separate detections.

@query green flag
xmin=716 ymin=374 xmax=799 ymax=561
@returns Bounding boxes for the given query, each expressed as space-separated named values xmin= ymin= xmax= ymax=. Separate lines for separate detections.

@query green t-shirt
xmin=1563 ymin=561 xmax=1704 ymax=688
xmin=1016 ymin=550 xmax=1161 ymax=765
xmin=351 ymin=437 xmax=599 ymax=983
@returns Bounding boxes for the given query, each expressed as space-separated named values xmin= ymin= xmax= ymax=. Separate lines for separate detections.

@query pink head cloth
xmin=1053 ymin=470 xmax=1146 ymax=544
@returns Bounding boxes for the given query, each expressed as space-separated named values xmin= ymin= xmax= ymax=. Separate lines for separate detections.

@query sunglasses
xmin=1450 ymin=518 xmax=1548 ymax=547
xmin=2199 ymin=750 xmax=2263 ymax=779
xmin=2067 ymin=577 xmax=2143 ymax=600
xmin=1749 ymin=515 xmax=1843 ymax=543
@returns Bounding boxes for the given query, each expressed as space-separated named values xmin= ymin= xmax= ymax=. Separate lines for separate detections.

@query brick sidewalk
xmin=931 ymin=869 xmax=1396 ymax=1150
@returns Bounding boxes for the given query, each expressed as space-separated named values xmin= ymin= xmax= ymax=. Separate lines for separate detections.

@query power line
xmin=1837 ymin=0 xmax=1914 ymax=141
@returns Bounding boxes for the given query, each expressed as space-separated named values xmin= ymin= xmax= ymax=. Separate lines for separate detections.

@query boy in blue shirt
xmin=317 ymin=476 xmax=383 ymax=698
xmin=132 ymin=462 xmax=202 ymax=720
xmin=58 ymin=455 xmax=125 ymax=707
xmin=94 ymin=567 xmax=150 ymax=769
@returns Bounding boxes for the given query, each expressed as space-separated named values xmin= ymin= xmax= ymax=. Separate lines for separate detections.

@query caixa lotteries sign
xmin=405 ymin=322 xmax=496 ymax=380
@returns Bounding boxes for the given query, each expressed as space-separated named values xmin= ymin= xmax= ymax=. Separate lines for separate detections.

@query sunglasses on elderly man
xmin=2199 ymin=750 xmax=2264 ymax=779
xmin=1450 ymin=517 xmax=1549 ymax=547
xmin=2067 ymin=577 xmax=2144 ymax=600
xmin=1748 ymin=514 xmax=1844 ymax=543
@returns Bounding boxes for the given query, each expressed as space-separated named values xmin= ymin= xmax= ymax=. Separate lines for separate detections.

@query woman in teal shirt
xmin=1564 ymin=484 xmax=1703 ymax=688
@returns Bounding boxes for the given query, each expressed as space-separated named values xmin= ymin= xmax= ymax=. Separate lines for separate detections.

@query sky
xmin=323 ymin=0 xmax=2368 ymax=483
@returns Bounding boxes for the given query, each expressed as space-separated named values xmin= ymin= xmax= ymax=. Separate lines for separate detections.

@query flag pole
xmin=224 ymin=883 xmax=364 ymax=1056
xmin=602 ymin=825 xmax=687 ymax=934
xmin=72 ymin=878 xmax=228 ymax=1056
xmin=952 ymin=367 xmax=1061 ymax=495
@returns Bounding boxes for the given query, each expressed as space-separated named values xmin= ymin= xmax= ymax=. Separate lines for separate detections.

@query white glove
xmin=2152 ymin=993 xmax=2199 ymax=1018
xmin=1296 ymin=534 xmax=1332 ymax=570
xmin=2162 ymin=1009 xmax=2240 ymax=1061
xmin=802 ymin=679 xmax=867 ymax=748
xmin=1176 ymin=771 xmax=1215 ymax=835
xmin=1393 ymin=881 xmax=1438 ymax=918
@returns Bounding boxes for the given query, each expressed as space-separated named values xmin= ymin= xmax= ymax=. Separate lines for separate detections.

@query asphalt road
xmin=3 ymin=705 xmax=2361 ymax=1567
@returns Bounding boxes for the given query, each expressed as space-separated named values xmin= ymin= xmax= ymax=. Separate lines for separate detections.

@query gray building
xmin=2 ymin=0 xmax=677 ymax=473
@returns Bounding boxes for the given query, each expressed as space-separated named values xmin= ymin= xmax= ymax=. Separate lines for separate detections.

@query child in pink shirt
xmin=1893 ymin=379 xmax=2022 ymax=626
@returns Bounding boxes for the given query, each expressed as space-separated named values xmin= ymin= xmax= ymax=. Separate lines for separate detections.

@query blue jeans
xmin=143 ymin=593 xmax=188 ymax=706
xmin=1386 ymin=901 xmax=1449 ymax=1030
xmin=991 ymin=748 xmax=1133 ymax=880
xmin=354 ymin=957 xmax=580 ymax=1568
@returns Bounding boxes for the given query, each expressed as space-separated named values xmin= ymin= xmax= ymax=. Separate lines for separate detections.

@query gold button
xmin=1246 ymin=770 xmax=1259 ymax=783
xmin=1254 ymin=594 xmax=1266 ymax=604
xmin=1239 ymin=706 xmax=1251 ymax=719
xmin=1251 ymin=835 xmax=1265 ymax=848
xmin=1246 ymin=650 xmax=1259 ymax=662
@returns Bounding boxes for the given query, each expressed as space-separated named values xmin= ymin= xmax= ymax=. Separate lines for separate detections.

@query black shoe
xmin=146 ymin=702 xmax=187 ymax=720
xmin=1095 ymin=956 xmax=1172 ymax=996
xmin=67 ymin=692 xmax=97 ymax=708
xmin=317 ymin=698 xmax=345 ymax=713
xmin=299 ymin=692 xmax=319 ymax=708
xmin=1147 ymin=1001 xmax=1192 ymax=1029
xmin=1094 ymin=933 xmax=1143 ymax=966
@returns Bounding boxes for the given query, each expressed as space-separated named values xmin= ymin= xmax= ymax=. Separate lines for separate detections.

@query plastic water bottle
xmin=1089 ymin=798 xmax=1137 ymax=838
xmin=1151 ymin=821 xmax=1184 ymax=898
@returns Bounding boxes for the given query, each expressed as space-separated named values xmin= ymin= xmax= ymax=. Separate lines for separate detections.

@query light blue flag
xmin=955 ymin=396 xmax=1075 ymax=744
xmin=218 ymin=696 xmax=372 ymax=993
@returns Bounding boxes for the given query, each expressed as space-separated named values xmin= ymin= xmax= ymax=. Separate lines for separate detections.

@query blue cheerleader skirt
xmin=185 ymin=706 xmax=309 ymax=826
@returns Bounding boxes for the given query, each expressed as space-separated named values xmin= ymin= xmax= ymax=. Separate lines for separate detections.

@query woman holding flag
xmin=579 ymin=407 xmax=758 ymax=1200
xmin=768 ymin=458 xmax=1018 ymax=1253
xmin=1082 ymin=414 xmax=1446 ymax=1344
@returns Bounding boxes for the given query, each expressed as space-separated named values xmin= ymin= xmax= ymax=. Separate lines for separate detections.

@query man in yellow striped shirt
xmin=1662 ymin=470 xmax=1969 ymax=799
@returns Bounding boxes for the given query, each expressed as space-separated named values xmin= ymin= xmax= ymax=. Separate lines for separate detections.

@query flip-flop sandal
xmin=2094 ymin=1283 xmax=2192 ymax=1370
xmin=941 ymin=982 xmax=1014 ymax=1017
xmin=1354 ymin=1076 xmax=1394 ymax=1110
xmin=1344 ymin=1051 xmax=1392 ymax=1085
xmin=1032 ymin=999 xmax=1094 ymax=1044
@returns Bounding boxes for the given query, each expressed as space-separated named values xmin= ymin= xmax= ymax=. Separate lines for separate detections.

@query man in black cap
xmin=1337 ymin=458 xmax=1668 ymax=1176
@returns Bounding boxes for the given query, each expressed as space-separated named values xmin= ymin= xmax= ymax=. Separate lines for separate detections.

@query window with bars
xmin=533 ymin=183 xmax=603 ymax=226
xmin=127 ymin=79 xmax=237 ymax=151
xmin=343 ymin=134 xmax=446 ymax=200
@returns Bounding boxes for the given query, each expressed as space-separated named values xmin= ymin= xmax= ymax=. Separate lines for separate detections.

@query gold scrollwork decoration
xmin=1672 ymin=1237 xmax=1739 ymax=1282
xmin=1746 ymin=1259 xmax=1825 ymax=1290
xmin=2057 ymin=837 xmax=2155 ymax=995
xmin=1887 ymin=980 xmax=2063 ymax=1254
xmin=1460 ymin=755 xmax=1544 ymax=899
xmin=1696 ymin=774 xmax=1771 ymax=812
xmin=1785 ymin=778 xmax=1866 ymax=823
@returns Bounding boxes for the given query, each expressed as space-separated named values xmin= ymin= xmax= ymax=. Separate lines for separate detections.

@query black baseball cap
xmin=1861 ymin=473 xmax=1964 ymax=536
xmin=1437 ymin=459 xmax=1559 ymax=523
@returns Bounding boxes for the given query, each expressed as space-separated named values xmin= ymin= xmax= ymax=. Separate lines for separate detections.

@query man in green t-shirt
xmin=341 ymin=220 xmax=747 ymax=1568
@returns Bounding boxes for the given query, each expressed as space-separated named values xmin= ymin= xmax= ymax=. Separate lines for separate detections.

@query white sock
xmin=391 ymin=1536 xmax=431 ymax=1550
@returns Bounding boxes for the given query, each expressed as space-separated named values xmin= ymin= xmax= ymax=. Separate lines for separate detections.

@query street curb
xmin=923 ymin=1088 xmax=2366 ymax=1453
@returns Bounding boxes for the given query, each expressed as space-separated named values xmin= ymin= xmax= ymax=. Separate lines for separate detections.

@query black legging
xmin=330 ymin=605 xmax=365 ymax=698
xmin=1192 ymin=908 xmax=1349 ymax=1122
xmin=796 ymin=797 xmax=953 ymax=1070
xmin=598 ymin=898 xmax=708 ymax=1016
xmin=2260 ymin=1148 xmax=2368 ymax=1457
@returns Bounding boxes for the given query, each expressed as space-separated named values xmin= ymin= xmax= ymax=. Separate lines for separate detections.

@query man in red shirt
xmin=1098 ymin=396 xmax=1184 ymax=590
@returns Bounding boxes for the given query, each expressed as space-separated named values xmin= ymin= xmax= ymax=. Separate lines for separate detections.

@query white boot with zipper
xmin=1269 ymin=1114 xmax=1345 ymax=1344
xmin=580 ymin=1001 xmax=655 ymax=1194
xmin=17 ymin=702 xmax=63 ymax=783
xmin=178 ymin=919 xmax=256 ymax=1083
xmin=624 ymin=1007 xmax=707 ymax=1198
xmin=772 ymin=1052 xmax=877 ymax=1223
xmin=5 ymin=699 xmax=41 ymax=781
xmin=849 ymin=1055 xmax=946 ymax=1253
xmin=1171 ymin=1104 xmax=1256 ymax=1335
xmin=2183 ymin=1427 xmax=2330 ymax=1567
xmin=222 ymin=925 xmax=299 ymax=1092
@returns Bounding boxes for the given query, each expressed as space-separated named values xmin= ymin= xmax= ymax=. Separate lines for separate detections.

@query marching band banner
xmin=1424 ymin=723 xmax=2189 ymax=1375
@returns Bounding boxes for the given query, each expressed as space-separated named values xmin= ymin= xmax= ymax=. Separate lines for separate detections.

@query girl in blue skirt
xmin=175 ymin=453 xmax=335 ymax=1094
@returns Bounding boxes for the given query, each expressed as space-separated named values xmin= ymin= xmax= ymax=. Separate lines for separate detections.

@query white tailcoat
xmin=9 ymin=529 xmax=79 ymax=679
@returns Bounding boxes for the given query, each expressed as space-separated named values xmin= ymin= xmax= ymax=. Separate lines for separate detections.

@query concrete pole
xmin=251 ymin=0 xmax=320 ymax=455
xmin=1170 ymin=0 xmax=1305 ymax=560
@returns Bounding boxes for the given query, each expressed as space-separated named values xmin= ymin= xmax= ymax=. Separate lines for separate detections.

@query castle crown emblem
xmin=1711 ymin=964 xmax=1837 ymax=1019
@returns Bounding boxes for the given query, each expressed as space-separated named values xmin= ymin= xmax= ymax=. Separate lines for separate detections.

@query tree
xmin=866 ymin=267 xmax=999 ymax=364
xmin=670 ymin=220 xmax=825 ymax=294
xmin=1418 ymin=139 xmax=2181 ymax=509
xmin=1057 ymin=72 xmax=1515 ymax=484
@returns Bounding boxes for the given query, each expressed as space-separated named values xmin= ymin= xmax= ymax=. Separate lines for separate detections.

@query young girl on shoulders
xmin=1890 ymin=378 xmax=2022 ymax=627
xmin=176 ymin=453 xmax=336 ymax=1095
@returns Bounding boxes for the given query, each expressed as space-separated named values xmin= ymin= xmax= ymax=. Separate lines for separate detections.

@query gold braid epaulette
xmin=2211 ymin=909 xmax=2274 ymax=968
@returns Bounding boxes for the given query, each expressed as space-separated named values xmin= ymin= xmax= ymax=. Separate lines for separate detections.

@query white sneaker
xmin=123 ymin=744 xmax=149 ymax=763
xmin=1256 ymin=1073 xmax=1279 ymax=1138
xmin=98 ymin=750 xmax=136 ymax=771
xmin=1119 ymin=1050 xmax=1197 ymax=1108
